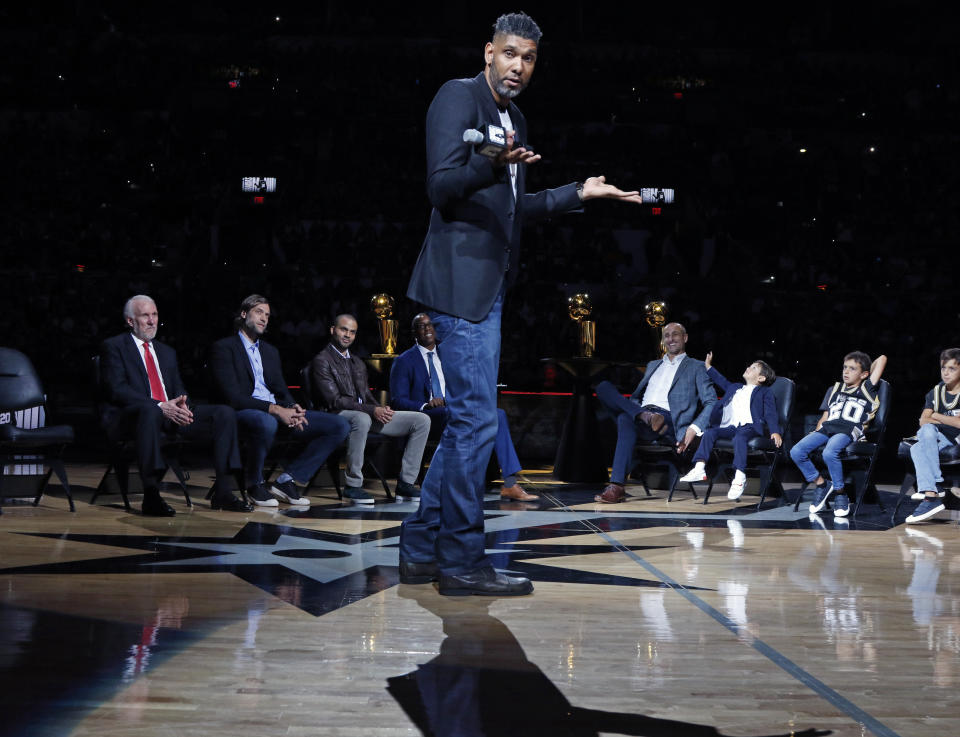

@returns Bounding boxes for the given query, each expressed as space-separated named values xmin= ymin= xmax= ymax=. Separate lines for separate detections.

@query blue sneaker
xmin=833 ymin=493 xmax=850 ymax=517
xmin=808 ymin=483 xmax=833 ymax=515
xmin=343 ymin=486 xmax=374 ymax=505
xmin=906 ymin=498 xmax=945 ymax=524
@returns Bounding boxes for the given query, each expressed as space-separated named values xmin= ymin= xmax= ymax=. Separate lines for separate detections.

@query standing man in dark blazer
xmin=593 ymin=323 xmax=717 ymax=504
xmin=399 ymin=12 xmax=643 ymax=596
xmin=209 ymin=295 xmax=350 ymax=507
xmin=99 ymin=295 xmax=251 ymax=515
xmin=390 ymin=312 xmax=537 ymax=501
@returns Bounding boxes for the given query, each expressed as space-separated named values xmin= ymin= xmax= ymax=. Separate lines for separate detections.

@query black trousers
xmin=108 ymin=403 xmax=241 ymax=492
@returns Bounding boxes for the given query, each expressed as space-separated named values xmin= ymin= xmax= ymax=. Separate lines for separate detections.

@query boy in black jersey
xmin=905 ymin=348 xmax=960 ymax=523
xmin=791 ymin=351 xmax=887 ymax=518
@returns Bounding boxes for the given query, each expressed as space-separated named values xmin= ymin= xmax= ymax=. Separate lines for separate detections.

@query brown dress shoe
xmin=638 ymin=411 xmax=666 ymax=434
xmin=594 ymin=483 xmax=626 ymax=504
xmin=501 ymin=484 xmax=539 ymax=501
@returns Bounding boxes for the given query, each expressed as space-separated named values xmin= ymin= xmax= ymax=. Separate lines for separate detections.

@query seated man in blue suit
xmin=594 ymin=322 xmax=717 ymax=503
xmin=390 ymin=313 xmax=537 ymax=501
xmin=209 ymin=295 xmax=350 ymax=507
xmin=678 ymin=352 xmax=782 ymax=500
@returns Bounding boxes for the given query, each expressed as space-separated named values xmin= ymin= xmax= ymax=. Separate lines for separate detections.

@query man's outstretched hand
xmin=581 ymin=175 xmax=642 ymax=203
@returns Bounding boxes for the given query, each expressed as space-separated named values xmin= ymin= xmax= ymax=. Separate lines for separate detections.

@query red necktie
xmin=143 ymin=342 xmax=167 ymax=401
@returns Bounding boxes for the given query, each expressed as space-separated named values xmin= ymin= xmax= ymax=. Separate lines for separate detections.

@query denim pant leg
xmin=282 ymin=410 xmax=350 ymax=485
xmin=400 ymin=292 xmax=502 ymax=575
xmin=236 ymin=409 xmax=278 ymax=487
xmin=821 ymin=433 xmax=854 ymax=490
xmin=790 ymin=431 xmax=830 ymax=483
xmin=911 ymin=423 xmax=952 ymax=492
xmin=493 ymin=407 xmax=522 ymax=479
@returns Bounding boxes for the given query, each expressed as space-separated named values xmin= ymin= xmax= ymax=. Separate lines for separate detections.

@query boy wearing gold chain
xmin=906 ymin=348 xmax=960 ymax=523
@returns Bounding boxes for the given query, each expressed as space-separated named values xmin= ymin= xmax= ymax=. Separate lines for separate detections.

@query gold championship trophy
xmin=370 ymin=293 xmax=398 ymax=356
xmin=643 ymin=300 xmax=668 ymax=357
xmin=568 ymin=293 xmax=595 ymax=357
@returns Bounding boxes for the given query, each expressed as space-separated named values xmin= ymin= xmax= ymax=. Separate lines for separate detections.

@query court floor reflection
xmin=388 ymin=585 xmax=830 ymax=737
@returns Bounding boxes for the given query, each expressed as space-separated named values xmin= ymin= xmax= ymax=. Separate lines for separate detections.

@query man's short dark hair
xmin=755 ymin=360 xmax=776 ymax=386
xmin=940 ymin=347 xmax=960 ymax=364
xmin=411 ymin=312 xmax=429 ymax=332
xmin=844 ymin=351 xmax=872 ymax=374
xmin=492 ymin=12 xmax=542 ymax=43
xmin=234 ymin=294 xmax=269 ymax=330
xmin=332 ymin=313 xmax=357 ymax=328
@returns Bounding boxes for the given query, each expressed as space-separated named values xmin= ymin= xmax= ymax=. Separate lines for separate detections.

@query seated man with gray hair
xmin=99 ymin=295 xmax=251 ymax=516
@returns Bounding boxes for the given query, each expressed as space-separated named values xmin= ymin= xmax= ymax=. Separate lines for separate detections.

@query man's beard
xmin=490 ymin=65 xmax=525 ymax=99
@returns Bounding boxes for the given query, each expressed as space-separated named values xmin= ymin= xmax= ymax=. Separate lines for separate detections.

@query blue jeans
xmin=789 ymin=430 xmax=853 ymax=491
xmin=595 ymin=380 xmax=674 ymax=485
xmin=911 ymin=423 xmax=954 ymax=493
xmin=400 ymin=291 xmax=503 ymax=576
xmin=236 ymin=408 xmax=349 ymax=487
xmin=424 ymin=407 xmax=520 ymax=480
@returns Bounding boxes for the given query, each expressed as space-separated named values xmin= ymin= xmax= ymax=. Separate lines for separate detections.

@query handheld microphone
xmin=462 ymin=125 xmax=529 ymax=159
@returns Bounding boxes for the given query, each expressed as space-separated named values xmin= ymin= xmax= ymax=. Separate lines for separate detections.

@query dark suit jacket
xmin=706 ymin=367 xmax=780 ymax=436
xmin=99 ymin=332 xmax=187 ymax=431
xmin=406 ymin=72 xmax=582 ymax=321
xmin=310 ymin=344 xmax=380 ymax=422
xmin=389 ymin=345 xmax=448 ymax=424
xmin=630 ymin=355 xmax=717 ymax=444
xmin=208 ymin=334 xmax=295 ymax=412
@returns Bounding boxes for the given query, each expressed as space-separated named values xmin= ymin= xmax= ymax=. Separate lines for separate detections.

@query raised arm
xmin=869 ymin=354 xmax=887 ymax=386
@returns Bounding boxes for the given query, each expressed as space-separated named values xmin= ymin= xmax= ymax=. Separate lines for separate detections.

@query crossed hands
xmin=271 ymin=403 xmax=308 ymax=430
xmin=160 ymin=395 xmax=193 ymax=426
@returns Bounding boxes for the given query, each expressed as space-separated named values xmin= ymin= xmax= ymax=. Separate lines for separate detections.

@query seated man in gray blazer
xmin=594 ymin=322 xmax=717 ymax=503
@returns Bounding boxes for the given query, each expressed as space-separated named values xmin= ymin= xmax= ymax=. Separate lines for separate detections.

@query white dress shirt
xmin=720 ymin=384 xmax=756 ymax=428
xmin=640 ymin=353 xmax=685 ymax=411
xmin=417 ymin=343 xmax=446 ymax=409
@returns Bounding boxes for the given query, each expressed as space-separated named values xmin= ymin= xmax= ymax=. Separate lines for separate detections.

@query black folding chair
xmin=0 ymin=348 xmax=76 ymax=513
xmin=702 ymin=377 xmax=796 ymax=508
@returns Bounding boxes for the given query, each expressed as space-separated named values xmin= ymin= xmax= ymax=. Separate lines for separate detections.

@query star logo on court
xmin=0 ymin=509 xmax=699 ymax=616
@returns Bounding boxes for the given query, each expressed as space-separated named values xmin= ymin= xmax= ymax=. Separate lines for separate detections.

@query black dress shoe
xmin=210 ymin=495 xmax=254 ymax=512
xmin=438 ymin=567 xmax=533 ymax=597
xmin=141 ymin=497 xmax=176 ymax=517
xmin=399 ymin=559 xmax=439 ymax=584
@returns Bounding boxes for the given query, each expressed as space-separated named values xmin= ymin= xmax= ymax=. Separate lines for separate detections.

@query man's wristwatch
xmin=576 ymin=181 xmax=584 ymax=201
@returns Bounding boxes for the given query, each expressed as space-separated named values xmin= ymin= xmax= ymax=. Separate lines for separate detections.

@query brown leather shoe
xmin=594 ymin=483 xmax=626 ymax=504
xmin=638 ymin=411 xmax=666 ymax=434
xmin=501 ymin=484 xmax=539 ymax=501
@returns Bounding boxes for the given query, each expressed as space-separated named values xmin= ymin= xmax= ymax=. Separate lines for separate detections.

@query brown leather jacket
xmin=310 ymin=344 xmax=380 ymax=420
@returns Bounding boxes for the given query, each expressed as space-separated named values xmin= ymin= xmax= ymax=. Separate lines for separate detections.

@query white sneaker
xmin=727 ymin=478 xmax=746 ymax=500
xmin=679 ymin=467 xmax=707 ymax=483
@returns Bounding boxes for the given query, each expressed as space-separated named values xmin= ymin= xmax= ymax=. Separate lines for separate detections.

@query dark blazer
xmin=209 ymin=334 xmax=295 ymax=412
xmin=707 ymin=366 xmax=781 ymax=436
xmin=99 ymin=332 xmax=187 ymax=430
xmin=630 ymin=355 xmax=717 ymax=444
xmin=406 ymin=72 xmax=582 ymax=321
xmin=310 ymin=344 xmax=379 ymax=420
xmin=389 ymin=345 xmax=448 ymax=423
